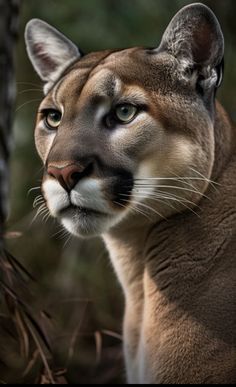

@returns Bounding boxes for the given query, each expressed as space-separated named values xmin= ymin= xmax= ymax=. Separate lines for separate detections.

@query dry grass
xmin=0 ymin=246 xmax=68 ymax=384
xmin=0 ymin=229 xmax=124 ymax=384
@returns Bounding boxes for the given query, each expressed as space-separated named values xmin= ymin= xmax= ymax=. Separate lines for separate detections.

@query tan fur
xmin=26 ymin=4 xmax=236 ymax=383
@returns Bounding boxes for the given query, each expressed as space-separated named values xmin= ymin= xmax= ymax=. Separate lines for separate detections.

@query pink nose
xmin=47 ymin=163 xmax=87 ymax=191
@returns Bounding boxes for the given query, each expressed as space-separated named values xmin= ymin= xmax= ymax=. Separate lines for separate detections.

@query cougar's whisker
xmin=135 ymin=176 xmax=219 ymax=185
xmin=122 ymin=189 xmax=201 ymax=217
xmin=30 ymin=204 xmax=48 ymax=225
xmin=135 ymin=177 xmax=206 ymax=181
xmin=17 ymin=81 xmax=42 ymax=88
xmin=27 ymin=186 xmax=41 ymax=197
xmin=52 ymin=227 xmax=71 ymax=245
xmin=125 ymin=189 xmax=201 ymax=208
xmin=51 ymin=228 xmax=67 ymax=239
xmin=63 ymin=234 xmax=73 ymax=249
xmin=59 ymin=230 xmax=70 ymax=242
xmin=169 ymin=168 xmax=218 ymax=192
xmin=131 ymin=191 xmax=176 ymax=210
xmin=37 ymin=207 xmax=49 ymax=218
xmin=134 ymin=184 xmax=211 ymax=201
xmin=42 ymin=211 xmax=51 ymax=223
xmin=33 ymin=201 xmax=45 ymax=210
xmin=189 ymin=167 xmax=220 ymax=189
xmin=133 ymin=192 xmax=200 ymax=217
xmin=113 ymin=200 xmax=152 ymax=221
xmin=18 ymin=89 xmax=43 ymax=95
xmin=134 ymin=176 xmax=216 ymax=194
xmin=127 ymin=199 xmax=166 ymax=220
xmin=15 ymin=99 xmax=42 ymax=113
xmin=33 ymin=195 xmax=45 ymax=208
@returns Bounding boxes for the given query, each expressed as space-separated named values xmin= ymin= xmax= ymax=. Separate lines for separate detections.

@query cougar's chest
xmin=133 ymin=265 xmax=236 ymax=384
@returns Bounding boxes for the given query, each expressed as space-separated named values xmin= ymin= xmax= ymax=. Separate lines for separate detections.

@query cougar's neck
xmin=103 ymin=225 xmax=149 ymax=303
xmin=212 ymin=101 xmax=235 ymax=179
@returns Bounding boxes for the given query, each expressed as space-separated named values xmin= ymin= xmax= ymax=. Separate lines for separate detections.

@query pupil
xmin=122 ymin=107 xmax=129 ymax=115
xmin=51 ymin=112 xmax=60 ymax=121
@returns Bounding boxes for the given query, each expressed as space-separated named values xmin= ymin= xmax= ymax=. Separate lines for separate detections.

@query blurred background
xmin=2 ymin=0 xmax=236 ymax=384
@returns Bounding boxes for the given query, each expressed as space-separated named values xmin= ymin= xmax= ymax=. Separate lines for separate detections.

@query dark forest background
xmin=1 ymin=0 xmax=235 ymax=383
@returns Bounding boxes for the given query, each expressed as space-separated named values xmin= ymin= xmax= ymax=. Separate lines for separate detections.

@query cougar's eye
xmin=115 ymin=104 xmax=138 ymax=123
xmin=45 ymin=110 xmax=62 ymax=130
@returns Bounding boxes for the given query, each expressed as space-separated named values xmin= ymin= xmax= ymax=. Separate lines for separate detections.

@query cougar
xmin=25 ymin=3 xmax=236 ymax=383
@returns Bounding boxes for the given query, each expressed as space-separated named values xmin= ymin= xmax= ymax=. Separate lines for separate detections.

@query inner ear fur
xmin=157 ymin=3 xmax=224 ymax=89
xmin=25 ymin=19 xmax=82 ymax=92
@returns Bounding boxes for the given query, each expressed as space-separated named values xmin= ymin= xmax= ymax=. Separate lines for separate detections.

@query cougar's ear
xmin=25 ymin=19 xmax=82 ymax=93
xmin=158 ymin=3 xmax=224 ymax=90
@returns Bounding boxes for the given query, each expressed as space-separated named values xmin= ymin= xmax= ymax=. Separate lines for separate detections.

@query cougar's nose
xmin=47 ymin=163 xmax=92 ymax=192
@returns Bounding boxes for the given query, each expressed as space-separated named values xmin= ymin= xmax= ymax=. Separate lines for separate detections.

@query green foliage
xmin=6 ymin=0 xmax=236 ymax=383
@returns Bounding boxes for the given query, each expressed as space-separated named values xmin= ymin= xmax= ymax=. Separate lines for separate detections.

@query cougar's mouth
xmin=42 ymin=177 xmax=132 ymax=237
xmin=59 ymin=204 xmax=107 ymax=217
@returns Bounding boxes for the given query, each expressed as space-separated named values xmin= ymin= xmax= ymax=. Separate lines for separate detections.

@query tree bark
xmin=0 ymin=0 xmax=20 ymax=237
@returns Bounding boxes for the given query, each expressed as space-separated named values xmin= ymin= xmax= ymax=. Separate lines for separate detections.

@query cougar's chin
xmin=60 ymin=206 xmax=117 ymax=238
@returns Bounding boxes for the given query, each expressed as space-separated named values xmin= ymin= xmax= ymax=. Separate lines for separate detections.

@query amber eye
xmin=115 ymin=104 xmax=138 ymax=123
xmin=45 ymin=110 xmax=62 ymax=130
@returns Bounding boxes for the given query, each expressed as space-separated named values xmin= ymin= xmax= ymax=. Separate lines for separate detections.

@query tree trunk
xmin=0 ymin=5 xmax=59 ymax=382
xmin=0 ymin=0 xmax=20 ymax=237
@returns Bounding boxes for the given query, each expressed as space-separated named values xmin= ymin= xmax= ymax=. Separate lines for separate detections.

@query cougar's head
xmin=25 ymin=3 xmax=224 ymax=237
